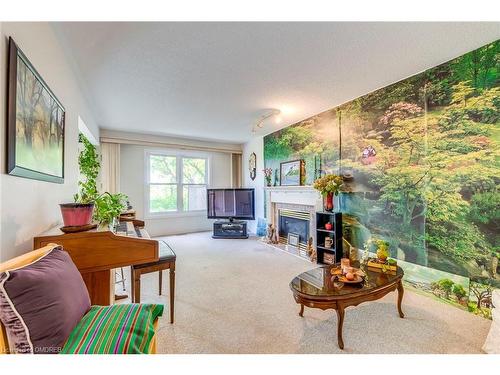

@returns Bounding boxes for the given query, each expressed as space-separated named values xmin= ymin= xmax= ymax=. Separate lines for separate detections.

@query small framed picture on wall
xmin=280 ymin=159 xmax=305 ymax=186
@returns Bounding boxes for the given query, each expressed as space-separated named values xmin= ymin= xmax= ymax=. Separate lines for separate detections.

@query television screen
xmin=207 ymin=188 xmax=255 ymax=220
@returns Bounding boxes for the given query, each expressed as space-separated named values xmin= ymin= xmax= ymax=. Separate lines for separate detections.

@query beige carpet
xmin=117 ymin=232 xmax=491 ymax=354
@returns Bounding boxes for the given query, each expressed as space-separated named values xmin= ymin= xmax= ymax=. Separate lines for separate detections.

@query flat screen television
xmin=207 ymin=188 xmax=255 ymax=221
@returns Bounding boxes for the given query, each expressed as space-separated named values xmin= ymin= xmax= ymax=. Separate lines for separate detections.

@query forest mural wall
xmin=264 ymin=40 xmax=499 ymax=318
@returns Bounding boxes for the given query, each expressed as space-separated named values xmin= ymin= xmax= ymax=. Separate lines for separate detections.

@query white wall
xmin=0 ymin=23 xmax=99 ymax=261
xmin=242 ymin=136 xmax=264 ymax=234
xmin=120 ymin=144 xmax=233 ymax=237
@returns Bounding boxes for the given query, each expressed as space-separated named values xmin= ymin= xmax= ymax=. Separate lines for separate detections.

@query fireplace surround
xmin=264 ymin=186 xmax=322 ymax=260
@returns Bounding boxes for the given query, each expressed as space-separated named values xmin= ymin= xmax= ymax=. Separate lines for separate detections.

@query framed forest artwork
xmin=7 ymin=37 xmax=65 ymax=184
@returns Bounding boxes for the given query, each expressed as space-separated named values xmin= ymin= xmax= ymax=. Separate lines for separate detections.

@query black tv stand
xmin=212 ymin=220 xmax=248 ymax=239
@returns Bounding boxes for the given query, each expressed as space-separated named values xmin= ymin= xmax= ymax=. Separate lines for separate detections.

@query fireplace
xmin=278 ymin=210 xmax=310 ymax=250
xmin=263 ymin=186 xmax=322 ymax=261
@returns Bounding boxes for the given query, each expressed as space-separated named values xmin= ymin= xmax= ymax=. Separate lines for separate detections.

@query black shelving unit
xmin=315 ymin=212 xmax=343 ymax=264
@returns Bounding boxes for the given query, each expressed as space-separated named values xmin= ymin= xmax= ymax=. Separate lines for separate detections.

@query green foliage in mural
xmin=264 ymin=39 xmax=500 ymax=316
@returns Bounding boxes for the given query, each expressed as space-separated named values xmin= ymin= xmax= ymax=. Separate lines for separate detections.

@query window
xmin=146 ymin=152 xmax=208 ymax=215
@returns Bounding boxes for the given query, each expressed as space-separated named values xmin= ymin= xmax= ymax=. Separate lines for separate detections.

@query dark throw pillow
xmin=0 ymin=245 xmax=91 ymax=354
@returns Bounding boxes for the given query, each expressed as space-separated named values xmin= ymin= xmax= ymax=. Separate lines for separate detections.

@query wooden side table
xmin=131 ymin=241 xmax=176 ymax=323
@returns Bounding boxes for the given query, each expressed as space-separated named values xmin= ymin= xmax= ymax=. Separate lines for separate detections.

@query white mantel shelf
xmin=263 ymin=185 xmax=315 ymax=191
xmin=264 ymin=185 xmax=322 ymax=211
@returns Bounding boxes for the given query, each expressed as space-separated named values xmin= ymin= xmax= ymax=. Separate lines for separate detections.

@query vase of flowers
xmin=313 ymin=174 xmax=343 ymax=211
xmin=263 ymin=168 xmax=273 ymax=187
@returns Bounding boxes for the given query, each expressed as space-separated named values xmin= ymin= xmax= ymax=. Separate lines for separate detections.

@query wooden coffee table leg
xmin=299 ymin=304 xmax=304 ymax=317
xmin=336 ymin=305 xmax=345 ymax=350
xmin=397 ymin=280 xmax=405 ymax=318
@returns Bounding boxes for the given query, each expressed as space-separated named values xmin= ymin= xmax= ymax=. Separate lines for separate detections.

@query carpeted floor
xmin=117 ymin=232 xmax=491 ymax=354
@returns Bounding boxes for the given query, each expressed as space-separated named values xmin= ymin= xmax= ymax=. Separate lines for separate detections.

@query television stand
xmin=212 ymin=220 xmax=248 ymax=239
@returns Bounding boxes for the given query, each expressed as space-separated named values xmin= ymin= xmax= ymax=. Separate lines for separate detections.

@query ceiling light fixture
xmin=252 ymin=108 xmax=281 ymax=134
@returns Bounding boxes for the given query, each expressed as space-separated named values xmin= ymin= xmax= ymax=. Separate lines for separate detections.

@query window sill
xmin=145 ymin=210 xmax=208 ymax=220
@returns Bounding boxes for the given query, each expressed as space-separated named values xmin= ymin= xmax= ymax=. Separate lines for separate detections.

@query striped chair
xmin=0 ymin=245 xmax=161 ymax=354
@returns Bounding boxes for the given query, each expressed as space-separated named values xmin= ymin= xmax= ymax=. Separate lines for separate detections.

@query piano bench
xmin=131 ymin=241 xmax=176 ymax=324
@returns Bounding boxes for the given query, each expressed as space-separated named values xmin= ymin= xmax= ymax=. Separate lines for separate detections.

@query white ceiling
xmin=53 ymin=22 xmax=500 ymax=144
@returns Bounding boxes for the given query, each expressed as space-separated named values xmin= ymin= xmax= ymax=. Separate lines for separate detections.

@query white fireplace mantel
xmin=264 ymin=186 xmax=322 ymax=208
xmin=263 ymin=185 xmax=323 ymax=256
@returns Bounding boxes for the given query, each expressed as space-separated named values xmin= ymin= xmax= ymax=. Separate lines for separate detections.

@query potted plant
xmin=263 ymin=168 xmax=273 ymax=187
xmin=61 ymin=134 xmax=129 ymax=228
xmin=94 ymin=192 xmax=128 ymax=227
xmin=313 ymin=174 xmax=343 ymax=211
xmin=60 ymin=135 xmax=100 ymax=227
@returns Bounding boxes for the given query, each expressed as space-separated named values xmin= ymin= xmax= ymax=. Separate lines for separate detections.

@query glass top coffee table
xmin=289 ymin=263 xmax=404 ymax=349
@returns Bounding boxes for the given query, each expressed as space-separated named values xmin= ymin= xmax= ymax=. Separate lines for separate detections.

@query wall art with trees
xmin=264 ymin=39 xmax=500 ymax=317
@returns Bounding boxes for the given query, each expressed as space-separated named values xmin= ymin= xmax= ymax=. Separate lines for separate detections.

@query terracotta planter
xmin=324 ymin=192 xmax=334 ymax=211
xmin=60 ymin=203 xmax=94 ymax=227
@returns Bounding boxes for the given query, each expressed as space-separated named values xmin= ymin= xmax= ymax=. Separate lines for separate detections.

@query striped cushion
xmin=60 ymin=304 xmax=163 ymax=354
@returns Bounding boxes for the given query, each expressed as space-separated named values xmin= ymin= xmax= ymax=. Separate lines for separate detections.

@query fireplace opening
xmin=278 ymin=210 xmax=310 ymax=249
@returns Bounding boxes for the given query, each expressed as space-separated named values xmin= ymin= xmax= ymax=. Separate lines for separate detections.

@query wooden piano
xmin=34 ymin=220 xmax=158 ymax=305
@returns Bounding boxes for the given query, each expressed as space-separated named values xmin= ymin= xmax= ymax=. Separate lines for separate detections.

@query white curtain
xmin=231 ymin=153 xmax=242 ymax=188
xmin=100 ymin=142 xmax=120 ymax=194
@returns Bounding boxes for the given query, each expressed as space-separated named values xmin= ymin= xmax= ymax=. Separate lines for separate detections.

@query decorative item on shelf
xmin=313 ymin=174 xmax=343 ymax=212
xmin=273 ymin=168 xmax=279 ymax=186
xmin=367 ymin=257 xmax=398 ymax=273
xmin=349 ymin=245 xmax=360 ymax=263
xmin=377 ymin=242 xmax=390 ymax=262
xmin=263 ymin=168 xmax=273 ymax=187
xmin=313 ymin=154 xmax=323 ymax=181
xmin=280 ymin=159 xmax=305 ymax=186
xmin=287 ymin=233 xmax=300 ymax=248
xmin=256 ymin=217 xmax=267 ymax=237
xmin=266 ymin=224 xmax=278 ymax=244
xmin=324 ymin=236 xmax=333 ymax=249
xmin=325 ymin=222 xmax=333 ymax=231
xmin=365 ymin=237 xmax=391 ymax=262
xmin=341 ymin=258 xmax=350 ymax=273
xmin=307 ymin=237 xmax=317 ymax=263
xmin=249 ymin=152 xmax=257 ymax=181
xmin=323 ymin=252 xmax=336 ymax=265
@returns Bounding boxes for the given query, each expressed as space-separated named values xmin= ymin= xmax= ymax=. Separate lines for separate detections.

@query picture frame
xmin=280 ymin=159 xmax=305 ymax=186
xmin=287 ymin=233 xmax=300 ymax=248
xmin=7 ymin=37 xmax=65 ymax=184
